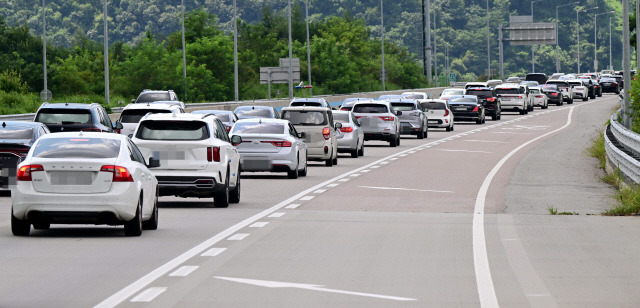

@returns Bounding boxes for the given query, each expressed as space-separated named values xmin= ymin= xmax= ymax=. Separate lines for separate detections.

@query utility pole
xmin=434 ymin=9 xmax=438 ymax=86
xmin=487 ymin=0 xmax=491 ymax=79
xmin=499 ymin=23 xmax=504 ymax=79
xmin=609 ymin=16 xmax=613 ymax=70
xmin=531 ymin=0 xmax=543 ymax=73
xmin=103 ymin=0 xmax=109 ymax=106
xmin=233 ymin=0 xmax=238 ymax=101
xmin=42 ymin=0 xmax=48 ymax=100
xmin=288 ymin=0 xmax=293 ymax=99
xmin=426 ymin=0 xmax=432 ymax=82
xmin=381 ymin=0 xmax=385 ymax=91
xmin=305 ymin=0 xmax=312 ymax=96
xmin=181 ymin=0 xmax=187 ymax=101
xmin=421 ymin=0 xmax=426 ymax=76
xmin=623 ymin=0 xmax=631 ymax=127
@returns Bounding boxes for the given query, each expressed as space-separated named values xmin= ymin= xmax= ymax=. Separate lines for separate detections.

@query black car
xmin=599 ymin=77 xmax=620 ymax=94
xmin=34 ymin=103 xmax=121 ymax=133
xmin=541 ymin=84 xmax=563 ymax=106
xmin=464 ymin=87 xmax=501 ymax=121
xmin=448 ymin=95 xmax=485 ymax=124
xmin=611 ymin=75 xmax=623 ymax=89
xmin=526 ymin=73 xmax=548 ymax=85
xmin=0 ymin=121 xmax=50 ymax=189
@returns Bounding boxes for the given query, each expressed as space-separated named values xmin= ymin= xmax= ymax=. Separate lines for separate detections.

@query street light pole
xmin=305 ymin=0 xmax=312 ymax=96
xmin=531 ymin=0 xmax=543 ymax=73
xmin=609 ymin=16 xmax=613 ymax=70
xmin=233 ymin=0 xmax=238 ymax=102
xmin=288 ymin=0 xmax=293 ymax=99
xmin=576 ymin=6 xmax=598 ymax=74
xmin=623 ymin=0 xmax=631 ymax=127
xmin=434 ymin=9 xmax=438 ymax=86
xmin=42 ymin=0 xmax=47 ymax=99
xmin=380 ymin=0 xmax=385 ymax=91
xmin=103 ymin=0 xmax=109 ymax=106
xmin=594 ymin=11 xmax=615 ymax=72
xmin=556 ymin=2 xmax=579 ymax=73
xmin=181 ymin=0 xmax=187 ymax=101
xmin=636 ymin=0 xmax=639 ymax=69
xmin=426 ymin=0 xmax=432 ymax=82
xmin=487 ymin=0 xmax=491 ymax=79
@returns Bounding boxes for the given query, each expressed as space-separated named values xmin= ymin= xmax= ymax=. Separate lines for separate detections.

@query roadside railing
xmin=605 ymin=111 xmax=640 ymax=183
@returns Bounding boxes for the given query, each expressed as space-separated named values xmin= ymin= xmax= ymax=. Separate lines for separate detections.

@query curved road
xmin=1 ymin=94 xmax=637 ymax=307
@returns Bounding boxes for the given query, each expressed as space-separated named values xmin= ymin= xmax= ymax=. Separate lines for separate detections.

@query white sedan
xmin=529 ymin=87 xmax=549 ymax=109
xmin=11 ymin=132 xmax=159 ymax=236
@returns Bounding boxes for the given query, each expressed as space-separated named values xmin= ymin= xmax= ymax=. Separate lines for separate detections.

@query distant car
xmin=419 ymin=99 xmax=454 ymax=131
xmin=528 ymin=87 xmax=548 ymax=109
xmin=518 ymin=84 xmax=535 ymax=111
xmin=611 ymin=75 xmax=623 ymax=89
xmin=541 ymin=84 xmax=563 ymax=106
xmin=448 ymin=95 xmax=485 ymax=124
xmin=401 ymin=92 xmax=429 ymax=99
xmin=132 ymin=89 xmax=179 ymax=105
xmin=281 ymin=106 xmax=342 ymax=166
xmin=546 ymin=80 xmax=574 ymax=104
xmin=340 ymin=98 xmax=370 ymax=111
xmin=486 ymin=79 xmax=503 ymax=88
xmin=118 ymin=103 xmax=184 ymax=136
xmin=525 ymin=73 xmax=548 ymax=85
xmin=568 ymin=80 xmax=589 ymax=101
xmin=464 ymin=82 xmax=488 ymax=89
xmin=464 ymin=87 xmax=502 ymax=120
xmin=578 ymin=76 xmax=597 ymax=99
xmin=11 ymin=132 xmax=160 ymax=236
xmin=191 ymin=110 xmax=238 ymax=133
xmin=34 ymin=103 xmax=119 ymax=133
xmin=230 ymin=118 xmax=307 ymax=179
xmin=0 ymin=121 xmax=50 ymax=190
xmin=289 ymin=98 xmax=330 ymax=108
xmin=378 ymin=94 xmax=403 ymax=101
xmin=505 ymin=76 xmax=521 ymax=83
xmin=550 ymin=73 xmax=565 ymax=79
xmin=234 ymin=105 xmax=280 ymax=120
xmin=389 ymin=99 xmax=428 ymax=139
xmin=439 ymin=88 xmax=465 ymax=101
xmin=599 ymin=77 xmax=620 ymax=94
xmin=332 ymin=110 xmax=365 ymax=158
xmin=494 ymin=84 xmax=528 ymax=114
xmin=132 ymin=113 xmax=242 ymax=208
xmin=520 ymin=80 xmax=539 ymax=88
xmin=351 ymin=100 xmax=401 ymax=147
xmin=147 ymin=100 xmax=185 ymax=109
xmin=581 ymin=75 xmax=602 ymax=97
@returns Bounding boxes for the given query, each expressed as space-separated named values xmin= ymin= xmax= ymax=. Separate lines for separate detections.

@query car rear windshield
xmin=495 ymin=88 xmax=520 ymax=95
xmin=542 ymin=85 xmax=559 ymax=91
xmin=465 ymin=90 xmax=493 ymax=98
xmin=390 ymin=103 xmax=416 ymax=111
xmin=120 ymin=109 xmax=172 ymax=123
xmin=235 ymin=108 xmax=273 ymax=119
xmin=421 ymin=102 xmax=446 ymax=110
xmin=450 ymin=97 xmax=476 ymax=103
xmin=332 ymin=113 xmax=350 ymax=123
xmin=136 ymin=93 xmax=171 ymax=103
xmin=33 ymin=138 xmax=120 ymax=158
xmin=546 ymin=82 xmax=567 ymax=87
xmin=281 ymin=110 xmax=328 ymax=125
xmin=136 ymin=121 xmax=209 ymax=140
xmin=233 ymin=122 xmax=284 ymax=134
xmin=0 ymin=127 xmax=34 ymax=139
xmin=529 ymin=89 xmax=541 ymax=94
xmin=35 ymin=109 xmax=92 ymax=124
xmin=352 ymin=104 xmax=388 ymax=113
xmin=402 ymin=94 xmax=424 ymax=99
xmin=441 ymin=89 xmax=464 ymax=96
xmin=601 ymin=78 xmax=616 ymax=82
xmin=569 ymin=82 xmax=582 ymax=87
xmin=290 ymin=101 xmax=322 ymax=107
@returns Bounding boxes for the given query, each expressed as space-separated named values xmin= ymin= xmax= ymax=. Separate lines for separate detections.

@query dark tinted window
xmin=213 ymin=114 xmax=230 ymax=122
xmin=421 ymin=102 xmax=446 ymax=110
xmin=600 ymin=78 xmax=616 ymax=82
xmin=465 ymin=90 xmax=494 ymax=97
xmin=353 ymin=104 xmax=389 ymax=113
xmin=235 ymin=108 xmax=273 ymax=119
xmin=233 ymin=122 xmax=284 ymax=134
xmin=120 ymin=109 xmax=172 ymax=123
xmin=495 ymin=88 xmax=520 ymax=95
xmin=546 ymin=82 xmax=568 ymax=87
xmin=402 ymin=94 xmax=423 ymax=99
xmin=390 ymin=103 xmax=416 ymax=111
xmin=33 ymin=138 xmax=120 ymax=158
xmin=281 ymin=110 xmax=328 ymax=125
xmin=136 ymin=93 xmax=171 ymax=103
xmin=333 ymin=113 xmax=350 ymax=123
xmin=0 ymin=127 xmax=34 ymax=139
xmin=136 ymin=121 xmax=209 ymax=140
xmin=290 ymin=101 xmax=322 ymax=107
xmin=35 ymin=109 xmax=92 ymax=124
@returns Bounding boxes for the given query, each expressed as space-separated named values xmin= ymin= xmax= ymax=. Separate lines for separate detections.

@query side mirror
xmin=131 ymin=99 xmax=136 ymax=104
xmin=113 ymin=121 xmax=123 ymax=130
xmin=334 ymin=122 xmax=343 ymax=129
xmin=128 ymin=134 xmax=133 ymax=139
xmin=497 ymin=94 xmax=502 ymax=98
xmin=297 ymin=132 xmax=306 ymax=139
xmin=230 ymin=135 xmax=242 ymax=146
xmin=147 ymin=157 xmax=160 ymax=168
xmin=396 ymin=111 xmax=403 ymax=116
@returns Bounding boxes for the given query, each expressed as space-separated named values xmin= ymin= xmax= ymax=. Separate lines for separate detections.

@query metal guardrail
xmin=0 ymin=113 xmax=35 ymax=121
xmin=605 ymin=112 xmax=640 ymax=183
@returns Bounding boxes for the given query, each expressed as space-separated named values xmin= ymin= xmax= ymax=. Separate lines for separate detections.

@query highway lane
xmin=0 ymin=94 xmax=635 ymax=307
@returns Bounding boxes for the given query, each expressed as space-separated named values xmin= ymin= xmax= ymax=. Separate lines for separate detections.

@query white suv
xmin=118 ymin=103 xmax=184 ymax=136
xmin=494 ymin=83 xmax=529 ymax=115
xmin=131 ymin=113 xmax=242 ymax=208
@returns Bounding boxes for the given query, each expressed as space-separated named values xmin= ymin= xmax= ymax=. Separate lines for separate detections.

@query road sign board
xmin=449 ymin=73 xmax=456 ymax=83
xmin=508 ymin=22 xmax=557 ymax=45
xmin=259 ymin=67 xmax=301 ymax=84
xmin=279 ymin=58 xmax=300 ymax=68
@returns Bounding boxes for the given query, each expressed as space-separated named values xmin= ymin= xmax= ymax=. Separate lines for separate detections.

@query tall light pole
xmin=305 ymin=0 xmax=312 ymax=96
xmin=287 ymin=0 xmax=293 ymax=99
xmin=233 ymin=0 xmax=238 ymax=102
xmin=623 ymin=0 xmax=631 ymax=127
xmin=426 ymin=0 xmax=432 ymax=82
xmin=42 ymin=0 xmax=48 ymax=100
xmin=576 ymin=6 xmax=598 ymax=74
xmin=636 ymin=0 xmax=639 ymax=70
xmin=434 ymin=9 xmax=438 ymax=86
xmin=380 ymin=0 xmax=385 ymax=91
xmin=487 ymin=0 xmax=491 ymax=79
xmin=594 ymin=11 xmax=614 ymax=72
xmin=556 ymin=2 xmax=578 ymax=73
xmin=609 ymin=16 xmax=613 ymax=70
xmin=103 ymin=0 xmax=109 ymax=106
xmin=181 ymin=0 xmax=187 ymax=101
xmin=531 ymin=0 xmax=543 ymax=73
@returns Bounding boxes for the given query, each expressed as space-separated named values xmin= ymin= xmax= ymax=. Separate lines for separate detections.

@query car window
xmin=289 ymin=123 xmax=298 ymax=137
xmin=120 ymin=109 xmax=172 ymax=123
xmin=98 ymin=107 xmax=112 ymax=128
xmin=0 ymin=127 xmax=34 ymax=139
xmin=137 ymin=93 xmax=171 ymax=103
xmin=35 ymin=109 xmax=92 ymax=124
xmin=235 ymin=108 xmax=273 ymax=119
xmin=352 ymin=104 xmax=388 ymax=113
xmin=136 ymin=120 xmax=210 ymax=140
xmin=465 ymin=90 xmax=493 ymax=98
xmin=233 ymin=122 xmax=285 ymax=134
xmin=529 ymin=89 xmax=541 ymax=94
xmin=33 ymin=138 xmax=121 ymax=158
xmin=281 ymin=110 xmax=328 ymax=125
xmin=214 ymin=119 xmax=230 ymax=142
xmin=421 ymin=102 xmax=446 ymax=110
xmin=450 ymin=97 xmax=476 ymax=103
xmin=495 ymin=88 xmax=520 ymax=95
xmin=441 ymin=89 xmax=464 ymax=96
xmin=333 ymin=113 xmax=350 ymax=123
xmin=390 ymin=103 xmax=416 ymax=111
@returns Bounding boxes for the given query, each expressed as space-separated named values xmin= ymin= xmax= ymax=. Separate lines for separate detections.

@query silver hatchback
xmin=281 ymin=107 xmax=342 ymax=167
xmin=351 ymin=100 xmax=401 ymax=147
xmin=332 ymin=110 xmax=365 ymax=158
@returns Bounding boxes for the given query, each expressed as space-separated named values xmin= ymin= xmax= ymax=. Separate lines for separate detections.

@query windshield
xmin=542 ymin=85 xmax=559 ymax=91
xmin=281 ymin=110 xmax=328 ymax=125
xmin=353 ymin=104 xmax=389 ymax=113
xmin=235 ymin=108 xmax=273 ymax=119
xmin=495 ymin=88 xmax=520 ymax=95
xmin=136 ymin=121 xmax=209 ymax=140
xmin=421 ymin=102 xmax=446 ymax=110
xmin=0 ymin=127 xmax=34 ymax=140
xmin=529 ymin=89 xmax=541 ymax=94
xmin=450 ymin=97 xmax=476 ymax=103
xmin=390 ymin=103 xmax=416 ymax=111
xmin=402 ymin=94 xmax=424 ymax=99
xmin=332 ymin=113 xmax=350 ymax=123
xmin=33 ymin=138 xmax=120 ymax=159
xmin=441 ymin=89 xmax=464 ymax=96
xmin=120 ymin=109 xmax=172 ymax=123
xmin=232 ymin=122 xmax=284 ymax=134
xmin=465 ymin=90 xmax=493 ymax=98
xmin=136 ymin=93 xmax=171 ymax=103
xmin=35 ymin=109 xmax=91 ymax=124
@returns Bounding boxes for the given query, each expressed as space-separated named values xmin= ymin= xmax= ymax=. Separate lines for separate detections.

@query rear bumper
xmin=239 ymin=153 xmax=296 ymax=172
xmin=399 ymin=121 xmax=422 ymax=134
xmin=427 ymin=118 xmax=450 ymax=128
xmin=452 ymin=111 xmax=482 ymax=121
xmin=156 ymin=176 xmax=224 ymax=197
xmin=337 ymin=133 xmax=359 ymax=151
xmin=364 ymin=132 xmax=395 ymax=141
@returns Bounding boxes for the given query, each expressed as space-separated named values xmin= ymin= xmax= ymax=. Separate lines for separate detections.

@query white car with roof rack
xmin=117 ymin=102 xmax=184 ymax=136
xmin=289 ymin=97 xmax=330 ymax=108
xmin=131 ymin=113 xmax=242 ymax=208
xmin=439 ymin=88 xmax=465 ymax=102
xmin=401 ymin=92 xmax=429 ymax=99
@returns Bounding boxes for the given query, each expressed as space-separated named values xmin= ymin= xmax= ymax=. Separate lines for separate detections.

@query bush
xmin=0 ymin=91 xmax=41 ymax=114
xmin=0 ymin=70 xmax=28 ymax=94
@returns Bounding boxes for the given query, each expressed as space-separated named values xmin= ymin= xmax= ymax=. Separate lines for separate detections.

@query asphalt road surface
xmin=1 ymin=94 xmax=638 ymax=307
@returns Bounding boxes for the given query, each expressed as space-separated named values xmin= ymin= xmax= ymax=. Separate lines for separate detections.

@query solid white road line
xmin=250 ymin=222 xmax=269 ymax=228
xmin=359 ymin=186 xmax=454 ymax=194
xmin=169 ymin=266 xmax=199 ymax=277
xmin=473 ymin=106 xmax=577 ymax=308
xmin=227 ymin=233 xmax=249 ymax=241
xmin=201 ymin=248 xmax=227 ymax=257
xmin=268 ymin=212 xmax=286 ymax=218
xmin=438 ymin=149 xmax=493 ymax=154
xmin=129 ymin=287 xmax=167 ymax=302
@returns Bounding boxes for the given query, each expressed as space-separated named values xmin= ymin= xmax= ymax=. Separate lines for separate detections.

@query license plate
xmin=455 ymin=107 xmax=467 ymax=111
xmin=50 ymin=171 xmax=92 ymax=185
xmin=154 ymin=151 xmax=186 ymax=160
xmin=502 ymin=97 xmax=511 ymax=101
xmin=243 ymin=159 xmax=271 ymax=171
xmin=428 ymin=120 xmax=438 ymax=123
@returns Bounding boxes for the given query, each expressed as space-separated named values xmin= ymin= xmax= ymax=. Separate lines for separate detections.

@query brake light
xmin=322 ymin=127 xmax=331 ymax=140
xmin=486 ymin=97 xmax=495 ymax=102
xmin=100 ymin=165 xmax=133 ymax=182
xmin=379 ymin=116 xmax=395 ymax=121
xmin=517 ymin=95 xmax=523 ymax=99
xmin=17 ymin=164 xmax=44 ymax=181
xmin=443 ymin=109 xmax=449 ymax=117
xmin=226 ymin=126 xmax=231 ymax=133
xmin=340 ymin=107 xmax=350 ymax=111
xmin=594 ymin=85 xmax=599 ymax=88
xmin=207 ymin=146 xmax=221 ymax=162
xmin=612 ymin=83 xmax=618 ymax=86
xmin=340 ymin=126 xmax=354 ymax=133
xmin=551 ymin=93 xmax=559 ymax=96
xmin=472 ymin=106 xmax=479 ymax=112
xmin=536 ymin=95 xmax=544 ymax=98
xmin=260 ymin=141 xmax=292 ymax=147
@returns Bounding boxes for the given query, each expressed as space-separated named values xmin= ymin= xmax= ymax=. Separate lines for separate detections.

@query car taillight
xmin=226 ymin=126 xmax=231 ymax=132
xmin=443 ymin=109 xmax=449 ymax=117
xmin=595 ymin=85 xmax=599 ymax=88
xmin=355 ymin=116 xmax=364 ymax=119
xmin=379 ymin=116 xmax=395 ymax=121
xmin=472 ymin=106 xmax=479 ymax=112
xmin=551 ymin=93 xmax=558 ymax=96
xmin=260 ymin=141 xmax=292 ymax=147
xmin=17 ymin=164 xmax=44 ymax=181
xmin=612 ymin=83 xmax=618 ymax=86
xmin=100 ymin=165 xmax=133 ymax=182
xmin=517 ymin=95 xmax=523 ymax=99
xmin=340 ymin=126 xmax=354 ymax=133
xmin=322 ymin=127 xmax=331 ymax=140
xmin=536 ymin=95 xmax=544 ymax=98
xmin=207 ymin=146 xmax=221 ymax=162
xmin=486 ymin=97 xmax=495 ymax=102
xmin=340 ymin=107 xmax=349 ymax=111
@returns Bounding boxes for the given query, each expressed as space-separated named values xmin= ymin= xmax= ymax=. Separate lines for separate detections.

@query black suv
xmin=464 ymin=87 xmax=502 ymax=120
xmin=132 ymin=89 xmax=179 ymax=104
xmin=525 ymin=73 xmax=548 ymax=85
xmin=34 ymin=103 xmax=121 ymax=133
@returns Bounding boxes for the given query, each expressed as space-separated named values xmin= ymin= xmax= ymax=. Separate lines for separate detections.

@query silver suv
xmin=351 ymin=100 xmax=401 ymax=147
xmin=281 ymin=106 xmax=342 ymax=167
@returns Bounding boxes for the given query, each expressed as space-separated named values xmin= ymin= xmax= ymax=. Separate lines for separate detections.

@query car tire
xmin=229 ymin=171 xmax=241 ymax=203
xmin=357 ymin=144 xmax=364 ymax=156
xmin=417 ymin=127 xmax=424 ymax=139
xmin=351 ymin=148 xmax=358 ymax=158
xmin=568 ymin=98 xmax=574 ymax=104
xmin=299 ymin=157 xmax=308 ymax=177
xmin=396 ymin=135 xmax=401 ymax=146
xmin=288 ymin=160 xmax=299 ymax=179
xmin=491 ymin=113 xmax=497 ymax=121
xmin=557 ymin=101 xmax=562 ymax=106
xmin=476 ymin=118 xmax=483 ymax=124
xmin=519 ymin=109 xmax=526 ymax=115
xmin=214 ymin=172 xmax=230 ymax=208
xmin=142 ymin=190 xmax=159 ymax=230
xmin=332 ymin=155 xmax=338 ymax=165
xmin=390 ymin=135 xmax=397 ymax=147
xmin=325 ymin=156 xmax=334 ymax=166
xmin=124 ymin=198 xmax=143 ymax=236
xmin=11 ymin=210 xmax=30 ymax=236
xmin=582 ymin=97 xmax=588 ymax=101
xmin=598 ymin=91 xmax=602 ymax=97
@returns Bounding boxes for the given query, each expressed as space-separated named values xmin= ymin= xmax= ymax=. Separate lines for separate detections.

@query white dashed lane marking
xmin=169 ymin=266 xmax=199 ymax=277
xmin=285 ymin=203 xmax=301 ymax=209
xmin=268 ymin=212 xmax=286 ymax=218
xmin=227 ymin=233 xmax=249 ymax=241
xmin=359 ymin=185 xmax=454 ymax=194
xmin=250 ymin=222 xmax=269 ymax=228
xmin=130 ymin=287 xmax=167 ymax=302
xmin=313 ymin=189 xmax=327 ymax=194
xmin=300 ymin=195 xmax=315 ymax=201
xmin=201 ymin=248 xmax=227 ymax=257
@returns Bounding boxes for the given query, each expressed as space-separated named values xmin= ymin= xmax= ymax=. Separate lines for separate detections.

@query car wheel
xmin=325 ymin=155 xmax=334 ymax=166
xmin=582 ymin=97 xmax=588 ymax=101
xmin=299 ymin=156 xmax=308 ymax=176
xmin=417 ymin=127 xmax=425 ymax=139
xmin=396 ymin=135 xmax=401 ymax=146
xmin=491 ymin=113 xmax=497 ymax=121
xmin=350 ymin=148 xmax=358 ymax=158
xmin=229 ymin=170 xmax=241 ymax=203
xmin=142 ymin=190 xmax=159 ymax=230
xmin=424 ymin=129 xmax=428 ymax=139
xmin=476 ymin=118 xmax=483 ymax=124
xmin=288 ymin=159 xmax=299 ymax=179
xmin=497 ymin=112 xmax=502 ymax=120
xmin=11 ymin=210 xmax=30 ymax=236
xmin=332 ymin=155 xmax=338 ymax=165
xmin=390 ymin=135 xmax=397 ymax=147
xmin=124 ymin=198 xmax=143 ymax=236
xmin=358 ymin=145 xmax=364 ymax=156
xmin=519 ymin=109 xmax=526 ymax=115
xmin=214 ymin=172 xmax=230 ymax=208
xmin=598 ymin=91 xmax=602 ymax=97
xmin=568 ymin=98 xmax=574 ymax=104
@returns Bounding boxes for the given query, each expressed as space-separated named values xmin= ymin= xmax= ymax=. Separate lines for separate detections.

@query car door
xmin=288 ymin=123 xmax=306 ymax=165
xmin=126 ymin=140 xmax=154 ymax=216
xmin=213 ymin=119 xmax=238 ymax=185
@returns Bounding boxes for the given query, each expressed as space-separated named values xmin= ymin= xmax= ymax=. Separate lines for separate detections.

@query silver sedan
xmin=229 ymin=118 xmax=308 ymax=179
xmin=332 ymin=110 xmax=365 ymax=158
